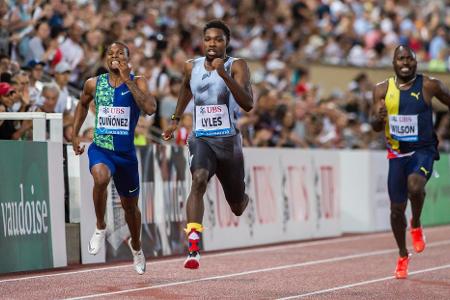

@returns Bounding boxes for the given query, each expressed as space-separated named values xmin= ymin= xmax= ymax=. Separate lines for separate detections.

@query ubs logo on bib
xmin=200 ymin=106 xmax=222 ymax=114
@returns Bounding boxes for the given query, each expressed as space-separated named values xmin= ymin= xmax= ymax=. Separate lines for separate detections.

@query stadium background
xmin=0 ymin=0 xmax=450 ymax=278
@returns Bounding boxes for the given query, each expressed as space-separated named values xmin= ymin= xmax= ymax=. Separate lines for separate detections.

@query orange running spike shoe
xmin=395 ymin=255 xmax=410 ymax=279
xmin=410 ymin=220 xmax=426 ymax=253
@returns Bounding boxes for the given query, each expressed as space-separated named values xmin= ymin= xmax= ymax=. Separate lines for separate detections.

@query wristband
xmin=171 ymin=114 xmax=181 ymax=122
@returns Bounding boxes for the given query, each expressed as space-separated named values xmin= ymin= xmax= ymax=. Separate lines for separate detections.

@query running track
xmin=2 ymin=226 xmax=450 ymax=299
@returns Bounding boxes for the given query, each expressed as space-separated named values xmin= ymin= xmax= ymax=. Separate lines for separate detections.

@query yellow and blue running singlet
xmin=384 ymin=74 xmax=437 ymax=159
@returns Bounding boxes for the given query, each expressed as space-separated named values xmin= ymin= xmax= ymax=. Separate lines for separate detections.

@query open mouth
xmin=207 ymin=49 xmax=217 ymax=56
xmin=111 ymin=60 xmax=120 ymax=67
xmin=400 ymin=67 xmax=410 ymax=72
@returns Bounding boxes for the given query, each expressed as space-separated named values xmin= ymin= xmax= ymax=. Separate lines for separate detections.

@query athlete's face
xmin=203 ymin=28 xmax=227 ymax=61
xmin=106 ymin=44 xmax=129 ymax=72
xmin=393 ymin=48 xmax=417 ymax=81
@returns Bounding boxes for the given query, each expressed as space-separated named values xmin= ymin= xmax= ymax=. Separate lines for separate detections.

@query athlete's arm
xmin=126 ymin=76 xmax=156 ymax=115
xmin=162 ymin=61 xmax=193 ymax=140
xmin=72 ymin=77 xmax=96 ymax=155
xmin=371 ymin=80 xmax=388 ymax=132
xmin=216 ymin=58 xmax=253 ymax=112
xmin=423 ymin=76 xmax=450 ymax=110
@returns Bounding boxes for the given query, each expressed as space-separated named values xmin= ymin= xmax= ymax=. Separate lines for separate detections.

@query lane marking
xmin=64 ymin=240 xmax=450 ymax=299
xmin=0 ymin=231 xmax=396 ymax=283
xmin=1 ymin=226 xmax=447 ymax=284
xmin=277 ymin=263 xmax=450 ymax=299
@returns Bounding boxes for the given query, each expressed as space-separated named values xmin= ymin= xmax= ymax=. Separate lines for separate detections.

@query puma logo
xmin=420 ymin=166 xmax=429 ymax=176
xmin=411 ymin=92 xmax=420 ymax=100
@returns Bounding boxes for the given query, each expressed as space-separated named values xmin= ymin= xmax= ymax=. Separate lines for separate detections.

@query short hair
xmin=393 ymin=45 xmax=416 ymax=59
xmin=107 ymin=41 xmax=130 ymax=58
xmin=203 ymin=19 xmax=231 ymax=43
xmin=41 ymin=83 xmax=60 ymax=96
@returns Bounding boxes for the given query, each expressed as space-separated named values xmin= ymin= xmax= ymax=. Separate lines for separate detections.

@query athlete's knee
xmin=390 ymin=202 xmax=407 ymax=221
xmin=121 ymin=198 xmax=139 ymax=214
xmin=93 ymin=174 xmax=109 ymax=189
xmin=229 ymin=194 xmax=249 ymax=216
xmin=191 ymin=170 xmax=209 ymax=194
xmin=407 ymin=174 xmax=426 ymax=199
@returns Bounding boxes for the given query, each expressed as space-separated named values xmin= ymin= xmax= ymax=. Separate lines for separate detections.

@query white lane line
xmin=1 ymin=226 xmax=447 ymax=284
xmin=277 ymin=263 xmax=450 ymax=299
xmin=0 ymin=231 xmax=396 ymax=284
xmin=64 ymin=240 xmax=450 ymax=300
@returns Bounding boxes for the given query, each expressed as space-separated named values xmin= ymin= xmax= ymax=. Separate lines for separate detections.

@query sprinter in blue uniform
xmin=372 ymin=45 xmax=450 ymax=279
xmin=72 ymin=42 xmax=156 ymax=274
xmin=162 ymin=20 xmax=254 ymax=269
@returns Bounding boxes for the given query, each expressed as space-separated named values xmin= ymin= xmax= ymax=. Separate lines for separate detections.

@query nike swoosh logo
xmin=129 ymin=187 xmax=139 ymax=193
xmin=121 ymin=90 xmax=130 ymax=96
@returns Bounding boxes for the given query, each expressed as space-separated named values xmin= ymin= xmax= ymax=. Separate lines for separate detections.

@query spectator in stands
xmin=25 ymin=59 xmax=45 ymax=104
xmin=53 ymin=61 xmax=71 ymax=113
xmin=31 ymin=83 xmax=59 ymax=113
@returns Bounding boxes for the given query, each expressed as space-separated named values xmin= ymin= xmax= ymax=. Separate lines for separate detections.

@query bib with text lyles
xmin=389 ymin=114 xmax=418 ymax=142
xmin=96 ymin=105 xmax=130 ymax=135
xmin=195 ymin=104 xmax=231 ymax=137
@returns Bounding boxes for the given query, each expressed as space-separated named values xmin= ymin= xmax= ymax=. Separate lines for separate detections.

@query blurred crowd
xmin=0 ymin=0 xmax=449 ymax=151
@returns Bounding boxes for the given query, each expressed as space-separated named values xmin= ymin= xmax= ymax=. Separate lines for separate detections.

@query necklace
xmin=396 ymin=75 xmax=416 ymax=88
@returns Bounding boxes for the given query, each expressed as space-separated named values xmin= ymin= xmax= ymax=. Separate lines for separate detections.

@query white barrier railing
xmin=0 ymin=112 xmax=63 ymax=142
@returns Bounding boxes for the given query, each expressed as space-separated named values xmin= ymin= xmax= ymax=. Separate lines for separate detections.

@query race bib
xmin=96 ymin=106 xmax=130 ymax=135
xmin=389 ymin=114 xmax=418 ymax=142
xmin=195 ymin=104 xmax=231 ymax=137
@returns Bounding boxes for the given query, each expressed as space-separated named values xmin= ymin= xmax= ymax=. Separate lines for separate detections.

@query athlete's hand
xmin=162 ymin=124 xmax=177 ymax=141
xmin=72 ymin=136 xmax=85 ymax=155
xmin=211 ymin=58 xmax=226 ymax=77
xmin=114 ymin=60 xmax=131 ymax=82
xmin=376 ymin=99 xmax=387 ymax=122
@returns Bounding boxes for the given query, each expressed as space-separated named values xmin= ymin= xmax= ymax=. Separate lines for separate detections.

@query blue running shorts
xmin=88 ymin=143 xmax=140 ymax=197
xmin=387 ymin=147 xmax=436 ymax=204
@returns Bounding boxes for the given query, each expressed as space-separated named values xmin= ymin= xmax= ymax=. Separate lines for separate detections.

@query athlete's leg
xmin=184 ymin=137 xmax=216 ymax=268
xmin=114 ymin=152 xmax=145 ymax=274
xmin=388 ymin=157 xmax=409 ymax=257
xmin=120 ymin=195 xmax=141 ymax=250
xmin=113 ymin=152 xmax=142 ymax=250
xmin=187 ymin=169 xmax=209 ymax=222
xmin=215 ymin=135 xmax=248 ymax=216
xmin=215 ymin=149 xmax=248 ymax=216
xmin=407 ymin=173 xmax=426 ymax=228
xmin=390 ymin=202 xmax=408 ymax=257
xmin=186 ymin=138 xmax=217 ymax=223
xmin=406 ymin=150 xmax=434 ymax=254
xmin=91 ymin=164 xmax=111 ymax=229
xmin=407 ymin=151 xmax=434 ymax=228
xmin=87 ymin=144 xmax=116 ymax=255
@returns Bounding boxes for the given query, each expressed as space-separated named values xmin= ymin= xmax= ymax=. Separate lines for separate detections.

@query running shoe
xmin=88 ymin=227 xmax=106 ymax=255
xmin=395 ymin=255 xmax=410 ymax=279
xmin=128 ymin=238 xmax=146 ymax=275
xmin=184 ymin=251 xmax=200 ymax=269
xmin=410 ymin=219 xmax=426 ymax=253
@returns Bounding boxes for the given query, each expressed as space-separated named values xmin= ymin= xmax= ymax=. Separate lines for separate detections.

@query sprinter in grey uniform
xmin=162 ymin=19 xmax=254 ymax=269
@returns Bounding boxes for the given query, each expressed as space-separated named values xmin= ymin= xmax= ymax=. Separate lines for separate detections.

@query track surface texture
xmin=2 ymin=226 xmax=450 ymax=299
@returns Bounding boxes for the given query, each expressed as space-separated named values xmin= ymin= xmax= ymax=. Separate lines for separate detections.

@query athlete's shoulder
xmin=183 ymin=59 xmax=195 ymax=75
xmin=83 ymin=76 xmax=98 ymax=94
xmin=422 ymin=74 xmax=441 ymax=89
xmin=374 ymin=78 xmax=389 ymax=91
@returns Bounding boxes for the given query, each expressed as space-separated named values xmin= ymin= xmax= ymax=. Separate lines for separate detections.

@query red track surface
xmin=2 ymin=226 xmax=450 ymax=299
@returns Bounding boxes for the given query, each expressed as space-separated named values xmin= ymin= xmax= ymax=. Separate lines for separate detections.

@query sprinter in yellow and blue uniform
xmin=372 ymin=45 xmax=450 ymax=279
